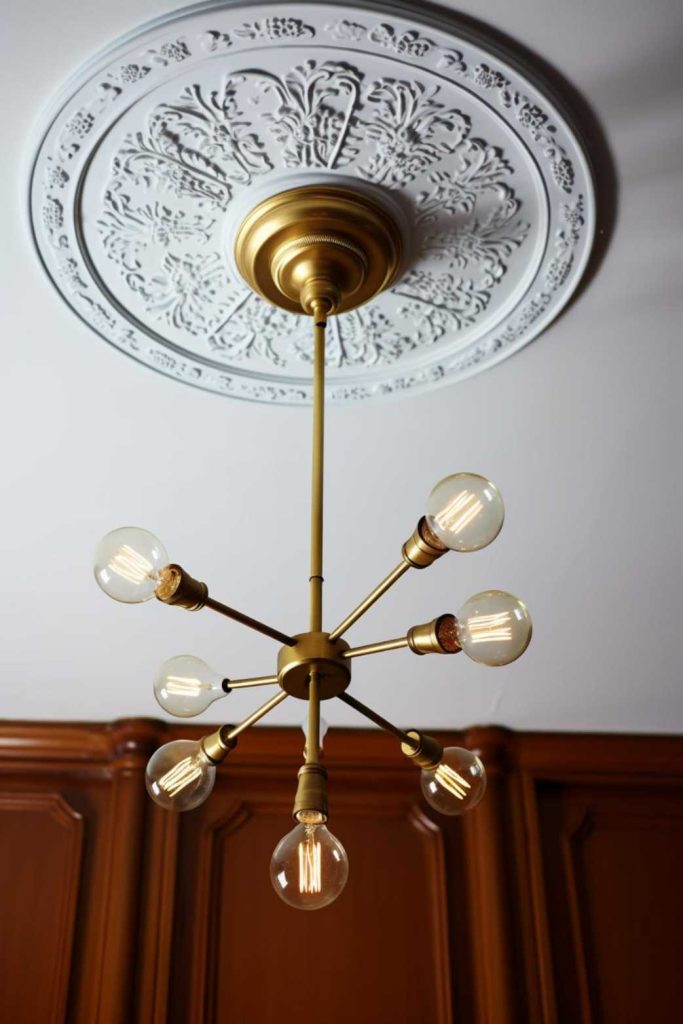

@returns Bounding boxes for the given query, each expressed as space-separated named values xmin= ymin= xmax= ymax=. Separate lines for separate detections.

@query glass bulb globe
xmin=421 ymin=747 xmax=487 ymax=815
xmin=145 ymin=739 xmax=216 ymax=811
xmin=154 ymin=655 xmax=226 ymax=718
xmin=426 ymin=473 xmax=504 ymax=551
xmin=270 ymin=819 xmax=349 ymax=910
xmin=456 ymin=590 xmax=532 ymax=666
xmin=94 ymin=527 xmax=169 ymax=603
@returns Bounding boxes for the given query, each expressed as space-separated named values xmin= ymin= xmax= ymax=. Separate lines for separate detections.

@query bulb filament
xmin=109 ymin=544 xmax=155 ymax=584
xmin=298 ymin=828 xmax=322 ymax=893
xmin=434 ymin=491 xmax=483 ymax=536
xmin=157 ymin=756 xmax=202 ymax=797
xmin=165 ymin=675 xmax=208 ymax=696
xmin=467 ymin=611 xmax=513 ymax=644
xmin=435 ymin=763 xmax=472 ymax=800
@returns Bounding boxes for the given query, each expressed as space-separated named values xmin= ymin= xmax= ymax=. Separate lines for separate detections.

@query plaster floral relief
xmin=31 ymin=2 xmax=594 ymax=403
xmin=96 ymin=60 xmax=532 ymax=371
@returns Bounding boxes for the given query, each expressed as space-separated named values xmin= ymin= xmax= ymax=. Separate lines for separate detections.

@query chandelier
xmin=93 ymin=184 xmax=532 ymax=910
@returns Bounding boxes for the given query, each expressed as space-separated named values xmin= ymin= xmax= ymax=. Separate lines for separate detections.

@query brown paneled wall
xmin=0 ymin=720 xmax=681 ymax=1023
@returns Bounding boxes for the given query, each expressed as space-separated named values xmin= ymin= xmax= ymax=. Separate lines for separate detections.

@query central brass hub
xmin=278 ymin=632 xmax=351 ymax=700
xmin=234 ymin=184 xmax=403 ymax=315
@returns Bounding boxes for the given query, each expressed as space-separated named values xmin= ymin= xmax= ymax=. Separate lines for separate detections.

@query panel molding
xmin=0 ymin=790 xmax=84 ymax=1024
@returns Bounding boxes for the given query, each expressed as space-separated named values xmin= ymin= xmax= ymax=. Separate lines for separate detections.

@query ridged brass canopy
xmin=233 ymin=184 xmax=403 ymax=315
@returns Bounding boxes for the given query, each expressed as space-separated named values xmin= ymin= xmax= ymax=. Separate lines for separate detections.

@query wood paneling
xmin=0 ymin=791 xmax=83 ymax=1024
xmin=0 ymin=720 xmax=681 ymax=1023
xmin=534 ymin=784 xmax=683 ymax=1023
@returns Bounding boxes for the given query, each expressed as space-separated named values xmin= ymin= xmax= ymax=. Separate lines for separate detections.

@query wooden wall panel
xmin=534 ymin=783 xmax=683 ymax=1024
xmin=0 ymin=791 xmax=83 ymax=1024
xmin=0 ymin=721 xmax=682 ymax=1024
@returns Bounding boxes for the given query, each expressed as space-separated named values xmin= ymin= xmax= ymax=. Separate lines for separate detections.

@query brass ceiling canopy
xmin=234 ymin=184 xmax=403 ymax=315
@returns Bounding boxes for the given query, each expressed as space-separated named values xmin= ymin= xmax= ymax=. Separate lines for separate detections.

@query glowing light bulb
xmin=421 ymin=747 xmax=486 ymax=815
xmin=456 ymin=590 xmax=532 ymax=666
xmin=270 ymin=817 xmax=349 ymax=910
xmin=94 ymin=527 xmax=169 ymax=603
xmin=426 ymin=473 xmax=504 ymax=551
xmin=154 ymin=655 xmax=226 ymax=718
xmin=145 ymin=739 xmax=216 ymax=811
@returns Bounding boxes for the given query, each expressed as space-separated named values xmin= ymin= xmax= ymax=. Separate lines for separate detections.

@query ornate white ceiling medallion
xmin=30 ymin=1 xmax=595 ymax=403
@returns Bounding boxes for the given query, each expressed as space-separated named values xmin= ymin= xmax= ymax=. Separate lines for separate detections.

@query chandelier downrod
xmin=309 ymin=302 xmax=327 ymax=634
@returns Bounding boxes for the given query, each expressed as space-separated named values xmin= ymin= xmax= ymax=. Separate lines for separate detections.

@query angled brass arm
xmin=329 ymin=562 xmax=410 ymax=641
xmin=342 ymin=636 xmax=409 ymax=658
xmin=202 ymin=690 xmax=289 ymax=761
xmin=155 ymin=564 xmax=296 ymax=646
xmin=328 ymin=519 xmax=448 ymax=641
xmin=337 ymin=692 xmax=417 ymax=746
xmin=224 ymin=675 xmax=280 ymax=691
xmin=337 ymin=694 xmax=443 ymax=771
xmin=341 ymin=615 xmax=461 ymax=659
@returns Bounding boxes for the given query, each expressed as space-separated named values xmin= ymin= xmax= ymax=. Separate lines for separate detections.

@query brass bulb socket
xmin=155 ymin=564 xmax=208 ymax=611
xmin=293 ymin=763 xmax=329 ymax=821
xmin=402 ymin=518 xmax=448 ymax=569
xmin=408 ymin=615 xmax=462 ymax=655
xmin=401 ymin=730 xmax=444 ymax=771
xmin=201 ymin=728 xmax=237 ymax=765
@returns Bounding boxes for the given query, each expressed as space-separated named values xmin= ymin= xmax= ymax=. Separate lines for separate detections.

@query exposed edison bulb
xmin=94 ymin=527 xmax=169 ymax=603
xmin=154 ymin=655 xmax=226 ymax=718
xmin=426 ymin=473 xmax=504 ymax=551
xmin=145 ymin=739 xmax=216 ymax=811
xmin=456 ymin=590 xmax=532 ymax=666
xmin=270 ymin=816 xmax=349 ymax=910
xmin=421 ymin=747 xmax=487 ymax=815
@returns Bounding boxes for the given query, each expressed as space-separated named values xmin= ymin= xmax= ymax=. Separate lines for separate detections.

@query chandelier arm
xmin=225 ymin=675 xmax=280 ymax=690
xmin=203 ymin=596 xmax=296 ymax=647
xmin=337 ymin=692 xmax=417 ymax=748
xmin=342 ymin=637 xmax=410 ymax=658
xmin=328 ymin=561 xmax=411 ymax=641
xmin=309 ymin=304 xmax=327 ymax=633
xmin=222 ymin=690 xmax=289 ymax=743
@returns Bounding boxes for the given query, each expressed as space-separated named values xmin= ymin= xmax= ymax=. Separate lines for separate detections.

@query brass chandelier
xmin=94 ymin=185 xmax=532 ymax=910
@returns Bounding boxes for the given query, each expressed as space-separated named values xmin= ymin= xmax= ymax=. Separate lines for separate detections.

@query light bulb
xmin=270 ymin=817 xmax=349 ymax=910
xmin=456 ymin=590 xmax=532 ymax=666
xmin=94 ymin=527 xmax=169 ymax=603
xmin=145 ymin=739 xmax=216 ymax=811
xmin=426 ymin=473 xmax=504 ymax=551
xmin=421 ymin=747 xmax=487 ymax=815
xmin=154 ymin=655 xmax=226 ymax=718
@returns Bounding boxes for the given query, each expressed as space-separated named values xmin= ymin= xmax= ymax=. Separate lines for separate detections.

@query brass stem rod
xmin=306 ymin=668 xmax=321 ymax=764
xmin=337 ymin=692 xmax=417 ymax=747
xmin=329 ymin=561 xmax=411 ymax=641
xmin=342 ymin=637 xmax=409 ymax=659
xmin=226 ymin=675 xmax=279 ymax=690
xmin=223 ymin=690 xmax=288 ymax=742
xmin=309 ymin=306 xmax=327 ymax=632
xmin=204 ymin=597 xmax=295 ymax=646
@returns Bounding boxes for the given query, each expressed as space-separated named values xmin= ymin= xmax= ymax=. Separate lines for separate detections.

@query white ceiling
xmin=2 ymin=0 xmax=682 ymax=735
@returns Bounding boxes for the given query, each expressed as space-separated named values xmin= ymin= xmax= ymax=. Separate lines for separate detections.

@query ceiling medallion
xmin=30 ymin=0 xmax=595 ymax=403
xmin=93 ymin=180 xmax=533 ymax=909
